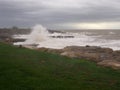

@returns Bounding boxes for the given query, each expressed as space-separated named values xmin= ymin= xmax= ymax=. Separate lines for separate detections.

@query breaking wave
xmin=13 ymin=24 xmax=120 ymax=50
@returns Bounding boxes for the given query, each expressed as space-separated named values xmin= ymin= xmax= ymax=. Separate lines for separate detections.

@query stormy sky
xmin=0 ymin=0 xmax=120 ymax=29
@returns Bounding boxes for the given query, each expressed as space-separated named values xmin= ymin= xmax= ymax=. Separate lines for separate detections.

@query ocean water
xmin=13 ymin=25 xmax=120 ymax=50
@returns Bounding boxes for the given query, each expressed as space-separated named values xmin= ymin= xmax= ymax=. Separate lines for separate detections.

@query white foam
xmin=24 ymin=25 xmax=50 ymax=44
xmin=13 ymin=24 xmax=120 ymax=50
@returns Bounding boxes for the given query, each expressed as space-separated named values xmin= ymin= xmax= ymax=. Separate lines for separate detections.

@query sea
xmin=13 ymin=25 xmax=120 ymax=51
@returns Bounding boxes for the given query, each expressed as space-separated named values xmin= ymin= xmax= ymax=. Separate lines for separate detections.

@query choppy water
xmin=13 ymin=25 xmax=120 ymax=50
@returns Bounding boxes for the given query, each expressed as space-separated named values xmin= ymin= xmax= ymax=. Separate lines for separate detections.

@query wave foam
xmin=13 ymin=24 xmax=120 ymax=50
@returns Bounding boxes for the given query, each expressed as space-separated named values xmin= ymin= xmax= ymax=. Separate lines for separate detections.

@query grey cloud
xmin=0 ymin=0 xmax=120 ymax=29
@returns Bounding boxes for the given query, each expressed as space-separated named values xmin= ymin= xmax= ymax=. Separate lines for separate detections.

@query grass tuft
xmin=0 ymin=43 xmax=120 ymax=90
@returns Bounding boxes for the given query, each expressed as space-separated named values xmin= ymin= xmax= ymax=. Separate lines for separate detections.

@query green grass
xmin=0 ymin=43 xmax=120 ymax=90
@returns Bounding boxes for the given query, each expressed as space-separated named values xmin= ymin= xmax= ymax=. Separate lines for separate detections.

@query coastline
xmin=36 ymin=45 xmax=120 ymax=69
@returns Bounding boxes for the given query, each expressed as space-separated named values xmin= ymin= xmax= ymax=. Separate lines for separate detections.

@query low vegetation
xmin=0 ymin=43 xmax=120 ymax=90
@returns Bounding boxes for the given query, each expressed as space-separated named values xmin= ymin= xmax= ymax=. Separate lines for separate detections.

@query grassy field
xmin=0 ymin=43 xmax=120 ymax=90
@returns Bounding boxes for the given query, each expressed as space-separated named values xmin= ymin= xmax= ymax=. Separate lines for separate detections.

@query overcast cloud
xmin=0 ymin=0 xmax=120 ymax=29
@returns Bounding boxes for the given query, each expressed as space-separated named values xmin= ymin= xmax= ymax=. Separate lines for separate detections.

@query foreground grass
xmin=0 ymin=43 xmax=120 ymax=90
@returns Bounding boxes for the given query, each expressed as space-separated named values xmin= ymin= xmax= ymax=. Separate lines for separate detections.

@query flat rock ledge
xmin=37 ymin=46 xmax=120 ymax=70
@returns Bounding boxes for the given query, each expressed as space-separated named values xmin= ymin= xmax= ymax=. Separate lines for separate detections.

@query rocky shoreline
xmin=1 ymin=28 xmax=120 ymax=69
xmin=37 ymin=46 xmax=120 ymax=69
